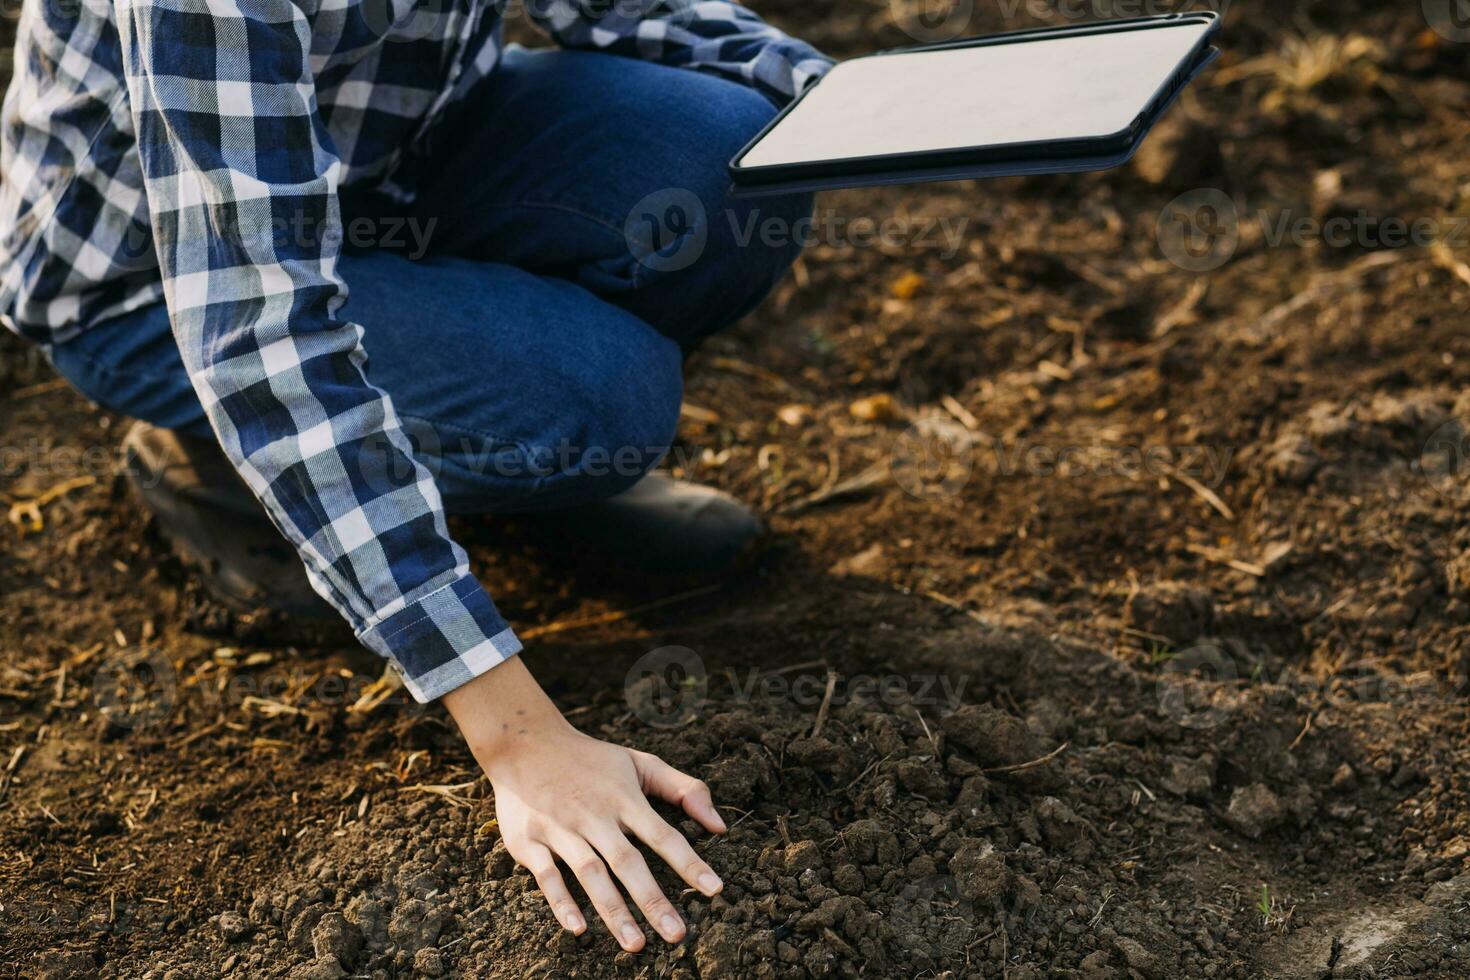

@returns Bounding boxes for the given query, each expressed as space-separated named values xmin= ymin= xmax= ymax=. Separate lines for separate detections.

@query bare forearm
xmin=441 ymin=657 xmax=570 ymax=761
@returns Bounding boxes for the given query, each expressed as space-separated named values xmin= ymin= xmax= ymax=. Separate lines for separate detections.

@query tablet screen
xmin=736 ymin=20 xmax=1213 ymax=170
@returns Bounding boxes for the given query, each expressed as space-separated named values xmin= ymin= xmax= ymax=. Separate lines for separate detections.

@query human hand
xmin=443 ymin=659 xmax=726 ymax=951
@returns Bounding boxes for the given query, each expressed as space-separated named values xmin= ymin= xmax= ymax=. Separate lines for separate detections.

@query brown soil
xmin=5 ymin=2 xmax=1470 ymax=978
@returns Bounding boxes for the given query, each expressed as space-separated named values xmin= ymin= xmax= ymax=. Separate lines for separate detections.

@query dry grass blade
xmin=777 ymin=460 xmax=889 ymax=515
xmin=1162 ymin=466 xmax=1234 ymax=521
xmin=679 ymin=402 xmax=721 ymax=424
xmin=348 ymin=667 xmax=405 ymax=715
xmin=707 ymin=355 xmax=801 ymax=396
xmin=810 ymin=670 xmax=839 ymax=738
xmin=983 ymin=741 xmax=1070 ymax=775
xmin=519 ymin=584 xmax=721 ymax=640
xmin=941 ymin=395 xmax=980 ymax=431
xmin=1153 ymin=279 xmax=1208 ymax=338
xmin=924 ymin=589 xmax=988 ymax=627
xmin=240 ymin=696 xmax=302 ymax=718
xmin=1251 ymin=251 xmax=1403 ymax=335
xmin=401 ymin=782 xmax=479 ymax=808
xmin=7 ymin=476 xmax=97 ymax=535
xmin=7 ymin=377 xmax=70 ymax=400
xmin=1430 ymin=241 xmax=1470 ymax=288
xmin=1185 ymin=543 xmax=1265 ymax=577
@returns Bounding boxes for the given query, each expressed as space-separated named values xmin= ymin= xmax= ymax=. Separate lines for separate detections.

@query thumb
xmin=632 ymin=751 xmax=726 ymax=834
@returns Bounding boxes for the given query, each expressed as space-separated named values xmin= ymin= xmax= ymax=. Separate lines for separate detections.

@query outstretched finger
xmin=623 ymin=802 xmax=723 ymax=897
xmin=516 ymin=841 xmax=587 ymax=934
xmin=550 ymin=832 xmax=647 ymax=953
xmin=587 ymin=827 xmax=687 ymax=944
xmin=631 ymin=752 xmax=726 ymax=834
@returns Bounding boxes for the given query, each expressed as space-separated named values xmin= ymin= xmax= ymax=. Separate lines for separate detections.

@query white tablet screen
xmin=737 ymin=21 xmax=1212 ymax=169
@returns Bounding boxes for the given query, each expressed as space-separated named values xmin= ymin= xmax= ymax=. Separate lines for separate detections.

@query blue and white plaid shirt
xmin=0 ymin=0 xmax=830 ymax=701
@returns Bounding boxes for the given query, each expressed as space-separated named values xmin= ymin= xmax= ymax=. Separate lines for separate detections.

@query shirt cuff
xmin=357 ymin=574 xmax=522 ymax=703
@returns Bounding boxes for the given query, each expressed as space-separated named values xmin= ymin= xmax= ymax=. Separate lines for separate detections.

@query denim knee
xmin=504 ymin=324 xmax=684 ymax=511
xmin=711 ymin=186 xmax=815 ymax=300
xmin=428 ymin=364 xmax=682 ymax=514
xmin=615 ymin=87 xmax=815 ymax=348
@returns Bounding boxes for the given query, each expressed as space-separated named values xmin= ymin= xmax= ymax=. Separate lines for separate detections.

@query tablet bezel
xmin=728 ymin=12 xmax=1221 ymax=190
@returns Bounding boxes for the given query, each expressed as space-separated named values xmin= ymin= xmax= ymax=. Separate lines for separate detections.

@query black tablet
xmin=729 ymin=12 xmax=1222 ymax=195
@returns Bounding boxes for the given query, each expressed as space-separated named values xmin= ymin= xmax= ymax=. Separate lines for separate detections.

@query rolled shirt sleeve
xmin=113 ymin=0 xmax=519 ymax=702
xmin=528 ymin=0 xmax=835 ymax=104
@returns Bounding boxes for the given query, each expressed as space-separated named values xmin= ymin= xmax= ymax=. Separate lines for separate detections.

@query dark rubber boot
xmin=122 ymin=423 xmax=335 ymax=618
xmin=551 ymin=473 xmax=764 ymax=575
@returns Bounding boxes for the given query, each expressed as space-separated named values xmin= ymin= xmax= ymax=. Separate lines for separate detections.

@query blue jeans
xmin=49 ymin=47 xmax=811 ymax=513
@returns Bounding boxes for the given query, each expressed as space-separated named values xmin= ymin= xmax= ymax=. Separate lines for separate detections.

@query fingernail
xmin=565 ymin=911 xmax=584 ymax=931
xmin=712 ymin=813 xmax=728 ymax=832
xmin=661 ymin=914 xmax=682 ymax=938
xmin=699 ymin=872 xmax=723 ymax=894
xmin=621 ymin=923 xmax=644 ymax=947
